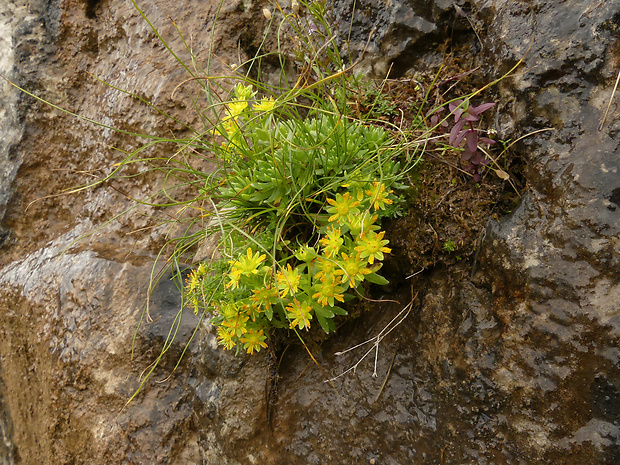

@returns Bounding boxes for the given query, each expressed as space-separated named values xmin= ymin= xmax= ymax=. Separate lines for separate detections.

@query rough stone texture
xmin=0 ymin=0 xmax=619 ymax=464
xmin=0 ymin=1 xmax=25 ymax=236
xmin=0 ymin=0 xmax=263 ymax=463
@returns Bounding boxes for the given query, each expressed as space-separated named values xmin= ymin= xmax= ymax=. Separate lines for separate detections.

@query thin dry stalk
xmin=327 ymin=293 xmax=417 ymax=382
xmin=599 ymin=69 xmax=620 ymax=131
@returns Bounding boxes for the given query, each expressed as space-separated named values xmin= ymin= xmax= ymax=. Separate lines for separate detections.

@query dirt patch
xmin=358 ymin=49 xmax=525 ymax=287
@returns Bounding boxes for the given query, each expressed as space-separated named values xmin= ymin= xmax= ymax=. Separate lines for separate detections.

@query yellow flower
xmin=231 ymin=247 xmax=267 ymax=276
xmin=240 ymin=328 xmax=269 ymax=354
xmin=286 ymin=299 xmax=313 ymax=330
xmin=319 ymin=226 xmax=343 ymax=258
xmin=326 ymin=192 xmax=360 ymax=224
xmin=217 ymin=327 xmax=237 ymax=350
xmin=221 ymin=311 xmax=249 ymax=337
xmin=313 ymin=256 xmax=337 ymax=283
xmin=365 ymin=181 xmax=394 ymax=211
xmin=212 ymin=118 xmax=238 ymax=139
xmin=184 ymin=267 xmax=206 ymax=313
xmin=225 ymin=267 xmax=242 ymax=289
xmin=355 ymin=230 xmax=391 ymax=265
xmin=312 ymin=275 xmax=345 ymax=307
xmin=185 ymin=268 xmax=200 ymax=290
xmin=251 ymin=286 xmax=278 ymax=312
xmin=335 ymin=252 xmax=372 ymax=288
xmin=227 ymin=100 xmax=248 ymax=118
xmin=348 ymin=212 xmax=379 ymax=237
xmin=254 ymin=97 xmax=275 ymax=112
xmin=276 ymin=264 xmax=301 ymax=297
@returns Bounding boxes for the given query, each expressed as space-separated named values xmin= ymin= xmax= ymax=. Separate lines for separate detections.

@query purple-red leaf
xmin=448 ymin=100 xmax=463 ymax=113
xmin=470 ymin=102 xmax=496 ymax=116
xmin=449 ymin=100 xmax=464 ymax=122
xmin=470 ymin=151 xmax=483 ymax=165
xmin=449 ymin=119 xmax=466 ymax=145
xmin=466 ymin=131 xmax=478 ymax=152
xmin=427 ymin=107 xmax=445 ymax=117
xmin=428 ymin=107 xmax=449 ymax=129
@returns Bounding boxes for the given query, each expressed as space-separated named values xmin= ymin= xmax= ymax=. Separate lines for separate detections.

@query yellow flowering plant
xmin=178 ymin=1 xmax=419 ymax=355
xmin=185 ymin=178 xmax=399 ymax=353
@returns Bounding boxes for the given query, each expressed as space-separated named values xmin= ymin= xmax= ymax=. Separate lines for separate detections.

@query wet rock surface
xmin=0 ymin=0 xmax=619 ymax=464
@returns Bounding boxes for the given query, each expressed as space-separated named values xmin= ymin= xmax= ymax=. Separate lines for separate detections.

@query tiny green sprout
xmin=295 ymin=245 xmax=317 ymax=262
xmin=443 ymin=239 xmax=457 ymax=253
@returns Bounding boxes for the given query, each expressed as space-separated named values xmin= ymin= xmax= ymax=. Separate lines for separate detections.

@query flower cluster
xmin=185 ymin=182 xmax=396 ymax=354
xmin=184 ymin=79 xmax=405 ymax=355
xmin=213 ymin=83 xmax=275 ymax=159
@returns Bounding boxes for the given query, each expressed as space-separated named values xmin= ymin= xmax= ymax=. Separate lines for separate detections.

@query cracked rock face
xmin=1 ymin=0 xmax=619 ymax=463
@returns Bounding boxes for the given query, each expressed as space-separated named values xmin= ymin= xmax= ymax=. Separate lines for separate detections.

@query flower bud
xmin=262 ymin=8 xmax=272 ymax=20
xmin=295 ymin=246 xmax=317 ymax=262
